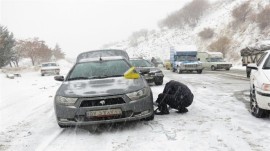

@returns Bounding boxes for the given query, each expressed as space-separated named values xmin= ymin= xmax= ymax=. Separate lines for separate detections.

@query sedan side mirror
xmin=54 ymin=76 xmax=64 ymax=81
xmin=247 ymin=63 xmax=258 ymax=70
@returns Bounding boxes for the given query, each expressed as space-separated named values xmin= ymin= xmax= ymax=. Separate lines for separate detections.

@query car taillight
xmin=262 ymin=83 xmax=270 ymax=91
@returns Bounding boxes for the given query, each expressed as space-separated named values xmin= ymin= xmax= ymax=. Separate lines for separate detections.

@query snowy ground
xmin=1 ymin=65 xmax=270 ymax=151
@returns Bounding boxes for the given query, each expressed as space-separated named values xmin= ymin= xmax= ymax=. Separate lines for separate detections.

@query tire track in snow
xmin=35 ymin=129 xmax=65 ymax=151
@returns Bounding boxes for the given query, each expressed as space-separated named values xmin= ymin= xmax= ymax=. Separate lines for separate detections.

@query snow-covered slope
xmin=103 ymin=0 xmax=270 ymax=65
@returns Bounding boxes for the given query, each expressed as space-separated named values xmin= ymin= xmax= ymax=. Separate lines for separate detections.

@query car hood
xmin=263 ymin=70 xmax=270 ymax=82
xmin=56 ymin=77 xmax=145 ymax=97
xmin=135 ymin=67 xmax=161 ymax=72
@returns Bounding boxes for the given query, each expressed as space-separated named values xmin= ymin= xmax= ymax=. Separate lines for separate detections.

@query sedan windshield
xmin=209 ymin=58 xmax=224 ymax=62
xmin=68 ymin=59 xmax=130 ymax=80
xmin=176 ymin=56 xmax=197 ymax=61
xmin=264 ymin=55 xmax=270 ymax=69
xmin=130 ymin=60 xmax=153 ymax=67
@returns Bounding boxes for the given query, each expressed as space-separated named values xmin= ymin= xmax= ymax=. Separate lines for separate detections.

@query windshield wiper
xmin=68 ymin=77 xmax=90 ymax=81
xmin=109 ymin=75 xmax=123 ymax=77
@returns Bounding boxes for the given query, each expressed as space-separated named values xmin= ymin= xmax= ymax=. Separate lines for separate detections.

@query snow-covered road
xmin=1 ymin=68 xmax=270 ymax=151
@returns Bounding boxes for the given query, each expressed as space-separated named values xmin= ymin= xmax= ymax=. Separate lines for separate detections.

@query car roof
xmin=76 ymin=49 xmax=129 ymax=62
xmin=78 ymin=56 xmax=126 ymax=63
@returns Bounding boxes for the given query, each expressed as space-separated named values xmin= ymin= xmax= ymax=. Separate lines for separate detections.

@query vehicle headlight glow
xmin=55 ymin=96 xmax=78 ymax=106
xmin=262 ymin=83 xmax=270 ymax=91
xmin=126 ymin=87 xmax=150 ymax=101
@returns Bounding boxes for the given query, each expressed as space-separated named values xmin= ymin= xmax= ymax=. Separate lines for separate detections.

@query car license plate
xmin=86 ymin=109 xmax=122 ymax=117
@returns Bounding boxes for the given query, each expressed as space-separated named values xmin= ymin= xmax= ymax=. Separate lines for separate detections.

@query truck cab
xmin=170 ymin=47 xmax=203 ymax=74
xmin=197 ymin=52 xmax=232 ymax=71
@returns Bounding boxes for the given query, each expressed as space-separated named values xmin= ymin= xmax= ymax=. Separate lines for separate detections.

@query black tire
xmin=144 ymin=113 xmax=154 ymax=121
xmin=155 ymin=79 xmax=163 ymax=85
xmin=226 ymin=68 xmax=230 ymax=71
xmin=197 ymin=70 xmax=202 ymax=74
xmin=250 ymin=87 xmax=268 ymax=118
xmin=41 ymin=74 xmax=44 ymax=76
xmin=211 ymin=66 xmax=216 ymax=71
xmin=172 ymin=68 xmax=176 ymax=72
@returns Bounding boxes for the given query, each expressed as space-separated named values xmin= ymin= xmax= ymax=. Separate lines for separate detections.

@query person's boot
xmin=154 ymin=105 xmax=169 ymax=115
xmin=177 ymin=107 xmax=188 ymax=113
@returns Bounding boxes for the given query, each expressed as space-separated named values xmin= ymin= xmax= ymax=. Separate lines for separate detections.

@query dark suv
xmin=130 ymin=58 xmax=164 ymax=85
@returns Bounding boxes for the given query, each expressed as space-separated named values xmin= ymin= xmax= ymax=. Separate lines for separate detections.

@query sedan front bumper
xmin=54 ymin=94 xmax=154 ymax=126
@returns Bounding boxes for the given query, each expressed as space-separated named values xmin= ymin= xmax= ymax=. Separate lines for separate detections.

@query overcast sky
xmin=1 ymin=0 xmax=192 ymax=58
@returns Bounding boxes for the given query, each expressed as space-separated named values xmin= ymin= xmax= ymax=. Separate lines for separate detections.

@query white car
xmin=40 ymin=62 xmax=60 ymax=76
xmin=248 ymin=50 xmax=270 ymax=118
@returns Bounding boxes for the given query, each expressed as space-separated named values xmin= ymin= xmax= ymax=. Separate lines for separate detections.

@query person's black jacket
xmin=159 ymin=80 xmax=193 ymax=108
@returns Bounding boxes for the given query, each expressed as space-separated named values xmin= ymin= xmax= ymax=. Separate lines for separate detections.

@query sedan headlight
xmin=126 ymin=87 xmax=150 ymax=101
xmin=262 ymin=83 xmax=270 ymax=91
xmin=55 ymin=96 xmax=78 ymax=106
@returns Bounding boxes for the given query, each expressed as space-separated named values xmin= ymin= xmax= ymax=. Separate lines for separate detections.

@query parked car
xmin=40 ymin=62 xmax=60 ymax=76
xmin=130 ymin=58 xmax=164 ymax=85
xmin=53 ymin=56 xmax=154 ymax=128
xmin=248 ymin=50 xmax=270 ymax=118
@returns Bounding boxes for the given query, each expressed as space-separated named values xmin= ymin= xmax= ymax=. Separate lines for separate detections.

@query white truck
xmin=197 ymin=52 xmax=232 ymax=71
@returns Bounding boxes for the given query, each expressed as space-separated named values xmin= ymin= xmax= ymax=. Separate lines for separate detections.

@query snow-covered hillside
xmin=103 ymin=0 xmax=270 ymax=65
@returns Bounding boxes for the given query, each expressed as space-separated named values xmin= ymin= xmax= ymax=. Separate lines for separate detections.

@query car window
xmin=257 ymin=52 xmax=267 ymax=66
xmin=130 ymin=60 xmax=153 ymax=67
xmin=42 ymin=63 xmax=57 ymax=67
xmin=68 ymin=59 xmax=130 ymax=79
xmin=263 ymin=54 xmax=270 ymax=69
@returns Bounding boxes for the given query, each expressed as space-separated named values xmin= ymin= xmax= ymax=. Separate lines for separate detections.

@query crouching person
xmin=155 ymin=80 xmax=193 ymax=115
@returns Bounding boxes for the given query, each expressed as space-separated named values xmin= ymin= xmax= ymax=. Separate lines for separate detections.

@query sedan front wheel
xmin=250 ymin=88 xmax=268 ymax=118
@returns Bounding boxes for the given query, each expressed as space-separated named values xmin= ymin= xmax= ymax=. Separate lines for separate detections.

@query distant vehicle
xmin=40 ymin=62 xmax=60 ymax=76
xmin=53 ymin=56 xmax=154 ymax=128
xmin=241 ymin=41 xmax=270 ymax=78
xmin=164 ymin=59 xmax=172 ymax=70
xmin=197 ymin=52 xmax=232 ymax=71
xmin=248 ymin=50 xmax=270 ymax=118
xmin=130 ymin=58 xmax=164 ymax=85
xmin=170 ymin=46 xmax=203 ymax=74
xmin=76 ymin=49 xmax=129 ymax=62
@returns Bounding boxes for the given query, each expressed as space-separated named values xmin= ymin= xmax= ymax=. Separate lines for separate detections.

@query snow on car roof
xmin=78 ymin=56 xmax=126 ymax=63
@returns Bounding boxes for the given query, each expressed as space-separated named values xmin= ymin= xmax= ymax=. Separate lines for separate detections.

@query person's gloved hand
xmin=158 ymin=93 xmax=165 ymax=98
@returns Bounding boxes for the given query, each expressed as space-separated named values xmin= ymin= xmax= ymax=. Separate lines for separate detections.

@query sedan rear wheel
xmin=211 ymin=66 xmax=216 ymax=71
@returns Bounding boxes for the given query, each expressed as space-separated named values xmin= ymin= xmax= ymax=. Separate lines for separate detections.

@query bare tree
xmin=198 ymin=28 xmax=214 ymax=39
xmin=52 ymin=44 xmax=65 ymax=60
xmin=19 ymin=38 xmax=52 ymax=65
xmin=208 ymin=36 xmax=231 ymax=57
xmin=160 ymin=0 xmax=209 ymax=28
xmin=256 ymin=5 xmax=270 ymax=30
xmin=232 ymin=1 xmax=252 ymax=22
